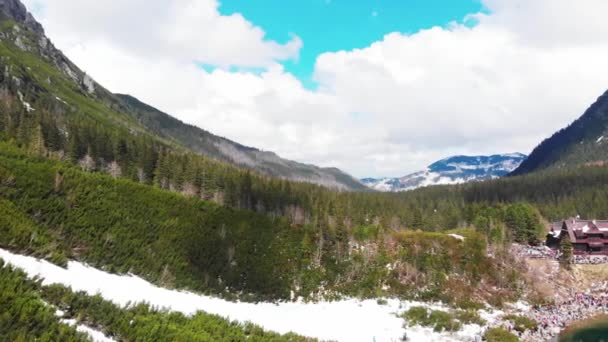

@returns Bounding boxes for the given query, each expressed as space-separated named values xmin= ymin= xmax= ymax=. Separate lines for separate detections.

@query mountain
xmin=0 ymin=0 xmax=364 ymax=191
xmin=362 ymin=153 xmax=527 ymax=191
xmin=4 ymin=2 xmax=608 ymax=340
xmin=115 ymin=94 xmax=366 ymax=190
xmin=511 ymin=90 xmax=608 ymax=175
xmin=0 ymin=0 xmax=531 ymax=302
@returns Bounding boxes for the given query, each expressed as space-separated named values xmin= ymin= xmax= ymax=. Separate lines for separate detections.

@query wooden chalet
xmin=546 ymin=218 xmax=608 ymax=255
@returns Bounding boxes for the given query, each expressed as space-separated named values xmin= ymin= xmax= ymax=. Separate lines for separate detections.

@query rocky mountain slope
xmin=362 ymin=153 xmax=526 ymax=191
xmin=511 ymin=90 xmax=608 ymax=175
xmin=0 ymin=0 xmax=364 ymax=191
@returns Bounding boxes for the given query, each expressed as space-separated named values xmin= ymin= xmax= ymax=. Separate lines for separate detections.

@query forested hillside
xmin=0 ymin=260 xmax=88 ymax=341
xmin=0 ymin=143 xmax=524 ymax=304
xmin=4 ymin=138 xmax=608 ymax=305
xmin=0 ymin=0 xmax=364 ymax=191
xmin=116 ymin=94 xmax=366 ymax=190
xmin=4 ymin=0 xmax=608 ymax=312
xmin=512 ymin=90 xmax=608 ymax=175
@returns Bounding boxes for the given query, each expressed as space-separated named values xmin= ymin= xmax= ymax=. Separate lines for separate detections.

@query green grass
xmin=483 ymin=327 xmax=519 ymax=342
xmin=454 ymin=310 xmax=486 ymax=326
xmin=401 ymin=306 xmax=462 ymax=332
xmin=502 ymin=314 xmax=538 ymax=332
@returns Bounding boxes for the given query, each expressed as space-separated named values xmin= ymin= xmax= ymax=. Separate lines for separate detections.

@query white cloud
xmin=21 ymin=0 xmax=608 ymax=178
xmin=23 ymin=0 xmax=301 ymax=67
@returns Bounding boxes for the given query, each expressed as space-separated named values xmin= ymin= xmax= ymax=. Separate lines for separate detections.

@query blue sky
xmin=219 ymin=0 xmax=483 ymax=88
xmin=28 ymin=0 xmax=608 ymax=177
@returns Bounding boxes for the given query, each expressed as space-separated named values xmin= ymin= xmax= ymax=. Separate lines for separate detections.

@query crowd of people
xmin=511 ymin=243 xmax=608 ymax=264
xmin=481 ymin=244 xmax=608 ymax=340
xmin=511 ymin=244 xmax=558 ymax=259
xmin=476 ymin=292 xmax=608 ymax=341
xmin=520 ymin=292 xmax=608 ymax=341
xmin=573 ymin=254 xmax=608 ymax=264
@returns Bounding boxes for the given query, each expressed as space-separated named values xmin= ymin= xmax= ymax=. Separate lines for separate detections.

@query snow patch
xmin=363 ymin=153 xmax=526 ymax=192
xmin=62 ymin=319 xmax=116 ymax=342
xmin=17 ymin=91 xmax=34 ymax=112
xmin=0 ymin=248 xmax=490 ymax=342
xmin=54 ymin=96 xmax=68 ymax=105
xmin=448 ymin=234 xmax=465 ymax=241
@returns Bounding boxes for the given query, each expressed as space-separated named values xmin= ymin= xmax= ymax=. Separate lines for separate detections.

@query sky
xmin=21 ymin=0 xmax=608 ymax=178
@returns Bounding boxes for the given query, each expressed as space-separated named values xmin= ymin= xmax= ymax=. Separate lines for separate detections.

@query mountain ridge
xmin=363 ymin=153 xmax=526 ymax=191
xmin=115 ymin=94 xmax=366 ymax=190
xmin=0 ymin=0 xmax=365 ymax=191
xmin=511 ymin=90 xmax=608 ymax=175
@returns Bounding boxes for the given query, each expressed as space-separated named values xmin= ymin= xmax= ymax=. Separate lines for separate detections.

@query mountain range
xmin=3 ymin=0 xmax=608 ymax=340
xmin=362 ymin=153 xmax=527 ymax=191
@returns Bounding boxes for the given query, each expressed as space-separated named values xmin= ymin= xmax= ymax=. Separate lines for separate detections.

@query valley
xmin=1 ymin=0 xmax=608 ymax=341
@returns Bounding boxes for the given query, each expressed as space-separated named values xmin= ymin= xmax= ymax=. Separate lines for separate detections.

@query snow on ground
xmin=62 ymin=319 xmax=116 ymax=342
xmin=447 ymin=234 xmax=465 ymax=241
xmin=0 ymin=248 xmax=489 ymax=342
xmin=17 ymin=91 xmax=35 ymax=112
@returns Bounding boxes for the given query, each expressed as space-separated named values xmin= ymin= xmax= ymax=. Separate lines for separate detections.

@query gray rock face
xmin=0 ymin=0 xmax=107 ymax=98
xmin=83 ymin=74 xmax=96 ymax=94
xmin=0 ymin=0 xmax=44 ymax=34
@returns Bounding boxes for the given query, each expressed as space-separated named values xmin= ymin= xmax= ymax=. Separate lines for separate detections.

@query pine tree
xmin=560 ymin=234 xmax=573 ymax=270
xmin=28 ymin=123 xmax=46 ymax=156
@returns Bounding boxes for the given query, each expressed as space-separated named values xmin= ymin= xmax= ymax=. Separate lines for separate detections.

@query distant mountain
xmin=362 ymin=153 xmax=527 ymax=192
xmin=0 ymin=0 xmax=364 ymax=191
xmin=116 ymin=94 xmax=367 ymax=191
xmin=512 ymin=90 xmax=608 ymax=175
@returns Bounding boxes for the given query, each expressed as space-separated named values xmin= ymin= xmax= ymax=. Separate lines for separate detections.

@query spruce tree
xmin=560 ymin=234 xmax=573 ymax=270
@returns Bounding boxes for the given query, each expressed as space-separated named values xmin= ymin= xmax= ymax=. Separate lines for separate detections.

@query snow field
xmin=0 ymin=248 xmax=492 ymax=342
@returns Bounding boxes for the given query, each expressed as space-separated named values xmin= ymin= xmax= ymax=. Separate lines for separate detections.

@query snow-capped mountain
xmin=362 ymin=153 xmax=527 ymax=192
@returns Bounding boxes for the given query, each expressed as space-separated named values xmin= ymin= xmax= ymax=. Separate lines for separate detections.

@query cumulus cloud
xmin=21 ymin=0 xmax=608 ymax=178
xmin=23 ymin=0 xmax=301 ymax=67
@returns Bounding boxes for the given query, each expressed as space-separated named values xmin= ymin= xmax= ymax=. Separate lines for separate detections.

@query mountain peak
xmin=0 ymin=0 xmax=43 ymax=34
xmin=362 ymin=153 xmax=527 ymax=192
xmin=512 ymin=89 xmax=608 ymax=175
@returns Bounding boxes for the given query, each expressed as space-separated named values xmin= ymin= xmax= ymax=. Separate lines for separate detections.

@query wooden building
xmin=546 ymin=218 xmax=608 ymax=255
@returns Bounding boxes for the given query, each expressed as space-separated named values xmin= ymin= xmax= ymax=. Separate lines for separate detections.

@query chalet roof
xmin=559 ymin=218 xmax=608 ymax=243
